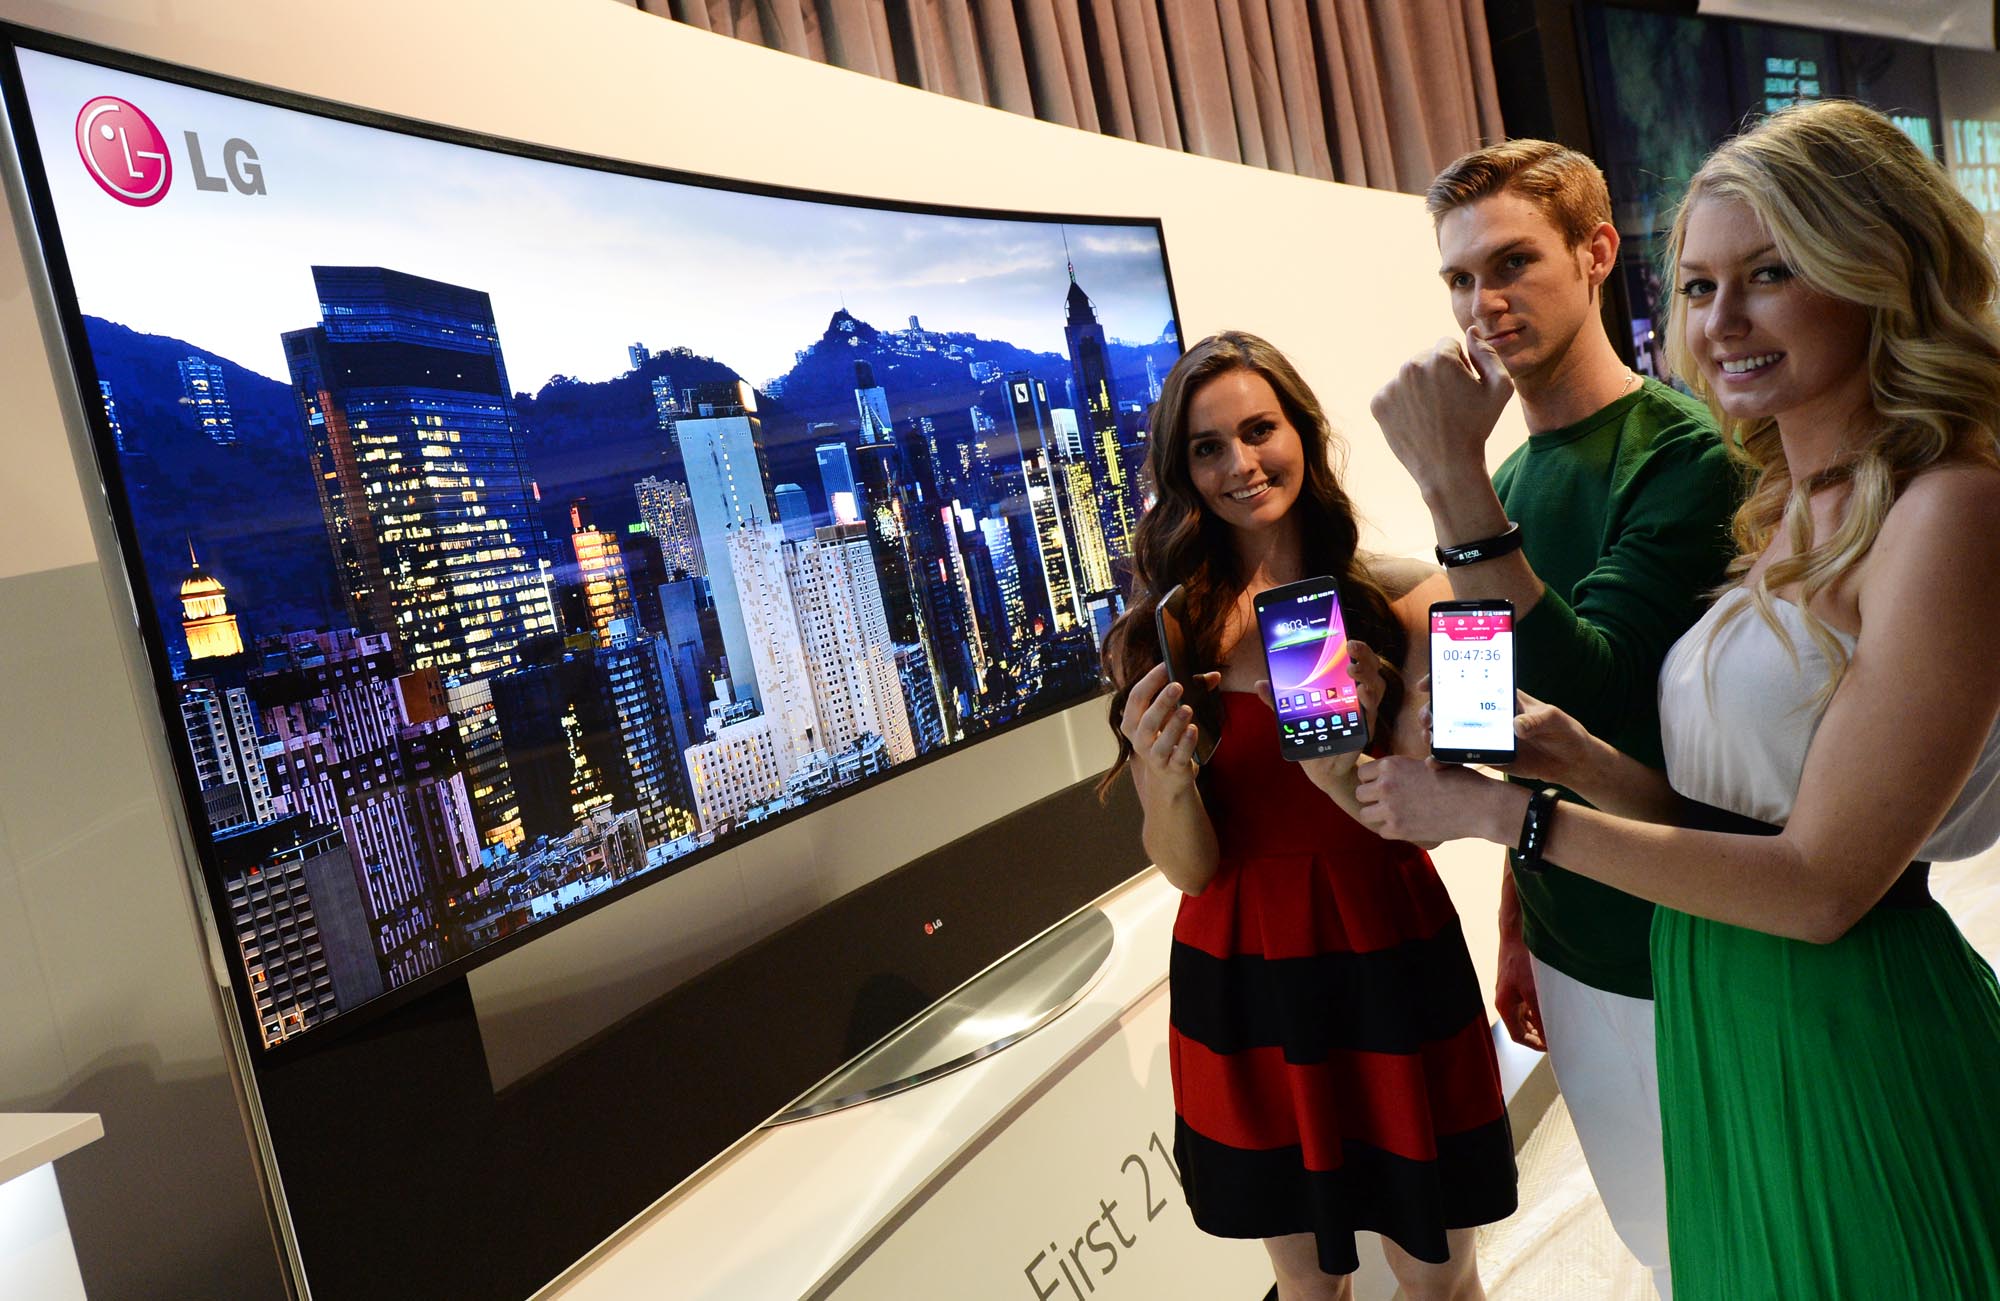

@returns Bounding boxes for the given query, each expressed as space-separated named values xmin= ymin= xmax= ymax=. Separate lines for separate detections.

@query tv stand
xmin=766 ymin=905 xmax=1115 ymax=1123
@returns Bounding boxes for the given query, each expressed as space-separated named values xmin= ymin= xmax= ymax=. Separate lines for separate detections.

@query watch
xmin=1516 ymin=785 xmax=1562 ymax=873
xmin=1436 ymin=521 xmax=1524 ymax=569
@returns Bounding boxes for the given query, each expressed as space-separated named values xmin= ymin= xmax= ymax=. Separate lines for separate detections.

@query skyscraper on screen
xmin=282 ymin=266 xmax=554 ymax=678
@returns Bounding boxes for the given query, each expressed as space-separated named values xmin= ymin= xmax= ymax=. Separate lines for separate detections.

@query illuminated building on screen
xmin=896 ymin=642 xmax=947 ymax=754
xmin=177 ymin=543 xmax=271 ymax=832
xmin=180 ymin=543 xmax=246 ymax=662
xmin=569 ymin=500 xmax=634 ymax=645
xmin=1063 ymin=262 xmax=1134 ymax=563
xmin=445 ymin=677 xmax=523 ymax=851
xmin=254 ymin=629 xmax=481 ymax=989
xmin=634 ymin=475 xmax=704 ymax=578
xmin=488 ymin=647 xmax=624 ymax=843
xmin=177 ymin=354 xmax=238 ymax=446
xmin=788 ymin=523 xmax=917 ymax=764
xmin=561 ymin=805 xmax=646 ymax=883
xmin=725 ymin=522 xmax=823 ymax=778
xmin=978 ymin=514 xmax=1027 ymax=646
xmin=1002 ymin=371 xmax=1083 ymax=633
xmin=774 ymin=483 xmax=815 ymax=542
xmin=651 ymin=374 xmax=681 ymax=432
xmin=599 ymin=618 xmax=698 ymax=844
xmin=853 ymin=419 xmax=955 ymax=736
xmin=214 ymin=815 xmax=384 ymax=1048
xmin=854 ymin=360 xmax=894 ymax=443
xmin=677 ymin=381 xmax=775 ymax=709
xmin=281 ymin=266 xmax=556 ymax=678
xmin=1061 ymin=459 xmax=1114 ymax=597
xmin=685 ymin=687 xmax=785 ymax=828
xmin=935 ymin=508 xmax=988 ymax=696
xmin=180 ymin=682 xmax=272 ymax=833
xmin=815 ymin=443 xmax=862 ymax=526
xmin=99 ymin=379 xmax=131 ymax=455
xmin=1051 ymin=407 xmax=1084 ymax=459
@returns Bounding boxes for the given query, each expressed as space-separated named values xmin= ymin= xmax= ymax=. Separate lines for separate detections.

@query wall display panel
xmin=1937 ymin=47 xmax=2000 ymax=246
xmin=0 ymin=30 xmax=1180 ymax=1059
xmin=1582 ymin=5 xmax=1946 ymax=377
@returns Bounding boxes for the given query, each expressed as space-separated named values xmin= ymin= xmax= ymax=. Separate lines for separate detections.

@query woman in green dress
xmin=1347 ymin=99 xmax=2000 ymax=1298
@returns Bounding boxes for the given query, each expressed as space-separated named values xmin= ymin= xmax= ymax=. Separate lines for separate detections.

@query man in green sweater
xmin=1368 ymin=140 xmax=1739 ymax=1299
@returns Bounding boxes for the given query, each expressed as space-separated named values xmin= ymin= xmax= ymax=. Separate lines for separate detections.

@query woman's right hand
xmin=1505 ymin=691 xmax=1604 ymax=787
xmin=1120 ymin=663 xmax=1216 ymax=799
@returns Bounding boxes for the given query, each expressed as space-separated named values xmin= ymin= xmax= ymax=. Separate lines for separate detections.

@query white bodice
xmin=1658 ymin=587 xmax=2000 ymax=861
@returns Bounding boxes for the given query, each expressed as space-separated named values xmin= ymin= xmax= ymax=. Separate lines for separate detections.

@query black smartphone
xmin=1428 ymin=599 xmax=1517 ymax=765
xmin=1153 ymin=584 xmax=1221 ymax=764
xmin=1252 ymin=577 xmax=1368 ymax=761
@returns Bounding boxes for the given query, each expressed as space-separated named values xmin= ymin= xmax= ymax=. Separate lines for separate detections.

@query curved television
xmin=0 ymin=30 xmax=1178 ymax=1061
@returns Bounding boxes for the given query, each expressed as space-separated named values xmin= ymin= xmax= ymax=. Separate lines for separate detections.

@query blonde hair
xmin=1662 ymin=100 xmax=2000 ymax=703
xmin=1426 ymin=138 xmax=1612 ymax=250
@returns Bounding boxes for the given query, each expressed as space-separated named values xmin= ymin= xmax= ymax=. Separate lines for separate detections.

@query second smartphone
xmin=1254 ymin=577 xmax=1369 ymax=761
xmin=1428 ymin=598 xmax=1517 ymax=765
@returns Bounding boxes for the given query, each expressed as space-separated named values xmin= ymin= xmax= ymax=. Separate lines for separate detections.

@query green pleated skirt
xmin=1653 ymin=901 xmax=2000 ymax=1299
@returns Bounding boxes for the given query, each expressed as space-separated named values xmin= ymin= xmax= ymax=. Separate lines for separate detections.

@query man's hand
xmin=1369 ymin=329 xmax=1515 ymax=501
xmin=1494 ymin=921 xmax=1546 ymax=1052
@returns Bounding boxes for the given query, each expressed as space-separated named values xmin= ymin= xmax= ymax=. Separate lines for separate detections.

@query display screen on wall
xmin=0 ymin=34 xmax=1180 ymax=1052
xmin=1583 ymin=4 xmax=1947 ymax=377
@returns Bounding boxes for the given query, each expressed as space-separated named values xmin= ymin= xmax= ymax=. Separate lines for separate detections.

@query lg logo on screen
xmin=75 ymin=95 xmax=266 ymax=206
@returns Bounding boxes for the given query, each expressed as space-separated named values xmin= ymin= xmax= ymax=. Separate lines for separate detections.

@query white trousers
xmin=1531 ymin=955 xmax=1673 ymax=1301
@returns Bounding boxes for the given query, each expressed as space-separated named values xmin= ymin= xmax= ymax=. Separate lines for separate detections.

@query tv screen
xmin=0 ymin=34 xmax=1180 ymax=1057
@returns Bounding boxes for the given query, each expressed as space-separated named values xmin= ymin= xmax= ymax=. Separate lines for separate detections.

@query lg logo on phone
xmin=75 ymin=96 xmax=266 ymax=207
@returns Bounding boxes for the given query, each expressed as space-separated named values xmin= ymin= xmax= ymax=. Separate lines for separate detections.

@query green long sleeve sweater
xmin=1495 ymin=378 xmax=1741 ymax=999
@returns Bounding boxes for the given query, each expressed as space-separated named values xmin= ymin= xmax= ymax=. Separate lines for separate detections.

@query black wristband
xmin=1516 ymin=785 xmax=1562 ymax=872
xmin=1436 ymin=521 xmax=1523 ymax=569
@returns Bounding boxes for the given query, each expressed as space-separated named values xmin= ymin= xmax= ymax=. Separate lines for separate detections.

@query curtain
xmin=631 ymin=0 xmax=1506 ymax=193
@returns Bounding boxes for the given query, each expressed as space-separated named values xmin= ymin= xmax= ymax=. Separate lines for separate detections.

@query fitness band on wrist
xmin=1516 ymin=785 xmax=1562 ymax=873
xmin=1436 ymin=520 xmax=1524 ymax=569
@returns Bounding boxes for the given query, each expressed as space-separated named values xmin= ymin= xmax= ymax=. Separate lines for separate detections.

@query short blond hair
xmin=1426 ymin=139 xmax=1612 ymax=249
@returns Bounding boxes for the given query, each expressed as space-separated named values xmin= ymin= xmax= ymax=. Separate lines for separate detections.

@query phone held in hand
xmin=1153 ymin=584 xmax=1222 ymax=764
xmin=1253 ymin=577 xmax=1369 ymax=762
xmin=1428 ymin=599 xmax=1517 ymax=765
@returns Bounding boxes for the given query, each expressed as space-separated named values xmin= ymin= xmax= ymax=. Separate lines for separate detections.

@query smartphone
xmin=1252 ymin=577 xmax=1369 ymax=761
xmin=1152 ymin=584 xmax=1221 ymax=764
xmin=1428 ymin=599 xmax=1517 ymax=765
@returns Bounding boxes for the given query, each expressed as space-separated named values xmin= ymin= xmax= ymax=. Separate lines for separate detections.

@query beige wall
xmin=0 ymin=0 xmax=1523 ymax=1294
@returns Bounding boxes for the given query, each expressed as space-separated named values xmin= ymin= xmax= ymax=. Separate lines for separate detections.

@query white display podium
xmin=0 ymin=1113 xmax=103 ymax=1301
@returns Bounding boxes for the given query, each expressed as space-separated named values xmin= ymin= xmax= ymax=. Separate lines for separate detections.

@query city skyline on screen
xmin=11 ymin=45 xmax=1180 ymax=1049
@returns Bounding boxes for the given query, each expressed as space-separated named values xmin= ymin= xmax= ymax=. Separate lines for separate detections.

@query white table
xmin=0 ymin=1112 xmax=103 ymax=1301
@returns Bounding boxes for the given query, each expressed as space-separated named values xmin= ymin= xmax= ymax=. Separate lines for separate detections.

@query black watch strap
xmin=1516 ymin=785 xmax=1562 ymax=873
xmin=1436 ymin=521 xmax=1523 ymax=569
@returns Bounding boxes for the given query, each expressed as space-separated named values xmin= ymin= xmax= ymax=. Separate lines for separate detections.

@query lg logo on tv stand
xmin=75 ymin=95 xmax=266 ymax=206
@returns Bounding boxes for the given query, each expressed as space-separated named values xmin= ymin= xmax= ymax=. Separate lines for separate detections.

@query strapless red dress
xmin=1168 ymin=692 xmax=1517 ymax=1273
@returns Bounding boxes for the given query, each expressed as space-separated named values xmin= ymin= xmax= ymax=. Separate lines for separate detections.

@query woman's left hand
xmin=1353 ymin=755 xmax=1512 ymax=846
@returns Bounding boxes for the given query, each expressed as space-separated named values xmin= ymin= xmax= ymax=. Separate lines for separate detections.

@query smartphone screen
xmin=1254 ymin=578 xmax=1368 ymax=761
xmin=1429 ymin=602 xmax=1516 ymax=764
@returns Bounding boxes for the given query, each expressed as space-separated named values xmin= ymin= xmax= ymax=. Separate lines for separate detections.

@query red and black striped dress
xmin=1169 ymin=692 xmax=1517 ymax=1274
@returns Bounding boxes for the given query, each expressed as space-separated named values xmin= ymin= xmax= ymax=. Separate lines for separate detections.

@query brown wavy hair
xmin=1097 ymin=331 xmax=1406 ymax=795
xmin=1662 ymin=100 xmax=2000 ymax=705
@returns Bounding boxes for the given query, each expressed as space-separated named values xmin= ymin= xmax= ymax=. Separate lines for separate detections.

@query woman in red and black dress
xmin=1103 ymin=332 xmax=1515 ymax=1300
